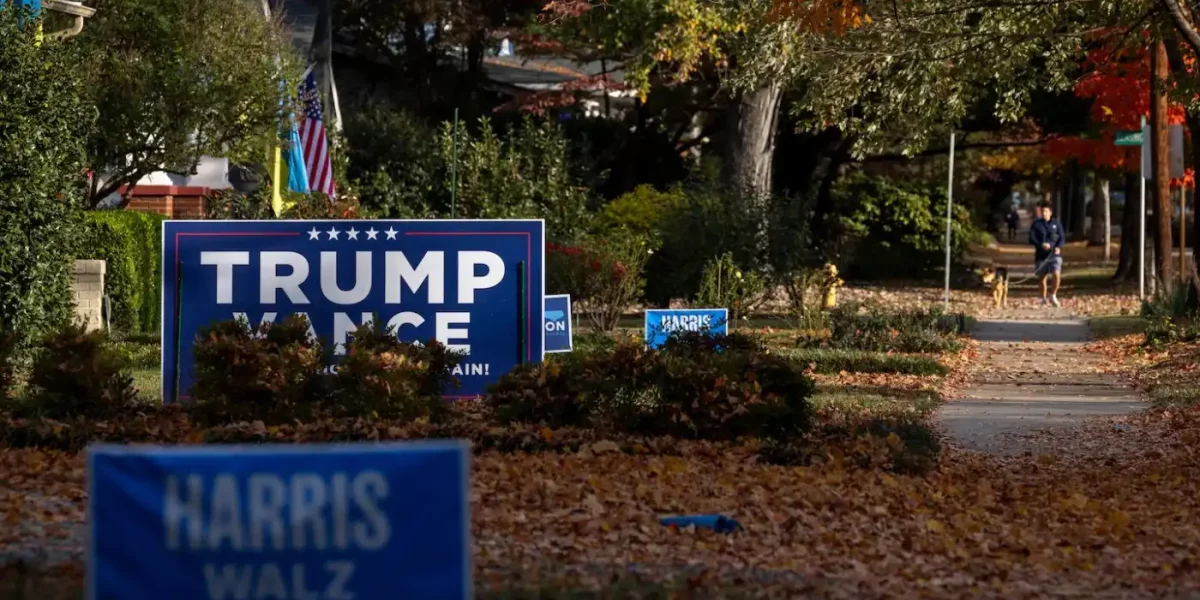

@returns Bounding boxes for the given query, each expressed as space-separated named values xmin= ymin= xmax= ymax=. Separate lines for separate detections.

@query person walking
xmin=1028 ymin=201 xmax=1065 ymax=307
xmin=1005 ymin=207 xmax=1020 ymax=241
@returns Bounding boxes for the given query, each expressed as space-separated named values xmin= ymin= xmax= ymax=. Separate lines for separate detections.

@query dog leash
xmin=1007 ymin=254 xmax=1057 ymax=286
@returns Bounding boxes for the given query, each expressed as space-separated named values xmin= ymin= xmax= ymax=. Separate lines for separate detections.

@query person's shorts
xmin=1035 ymin=255 xmax=1063 ymax=276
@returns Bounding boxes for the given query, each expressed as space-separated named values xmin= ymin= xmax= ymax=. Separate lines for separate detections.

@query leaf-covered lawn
xmin=5 ymin=404 xmax=1200 ymax=599
xmin=19 ymin=322 xmax=1200 ymax=597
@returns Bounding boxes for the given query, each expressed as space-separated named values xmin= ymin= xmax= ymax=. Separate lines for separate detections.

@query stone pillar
xmin=72 ymin=260 xmax=106 ymax=332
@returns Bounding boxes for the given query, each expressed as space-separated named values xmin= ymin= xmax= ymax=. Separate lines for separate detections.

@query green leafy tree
xmin=0 ymin=5 xmax=94 ymax=350
xmin=544 ymin=0 xmax=1125 ymax=196
xmin=345 ymin=109 xmax=592 ymax=240
xmin=78 ymin=0 xmax=298 ymax=206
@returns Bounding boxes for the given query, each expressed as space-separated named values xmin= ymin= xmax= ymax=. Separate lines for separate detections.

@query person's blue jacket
xmin=1029 ymin=217 xmax=1064 ymax=261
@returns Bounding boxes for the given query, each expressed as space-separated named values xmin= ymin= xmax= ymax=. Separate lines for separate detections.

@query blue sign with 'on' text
xmin=87 ymin=442 xmax=470 ymax=600
xmin=161 ymin=220 xmax=545 ymax=401
xmin=644 ymin=308 xmax=729 ymax=349
xmin=543 ymin=294 xmax=572 ymax=353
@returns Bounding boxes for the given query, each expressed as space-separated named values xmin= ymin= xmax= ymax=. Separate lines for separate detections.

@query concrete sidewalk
xmin=937 ymin=314 xmax=1142 ymax=455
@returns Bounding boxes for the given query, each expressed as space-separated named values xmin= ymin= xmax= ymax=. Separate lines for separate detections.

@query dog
xmin=979 ymin=267 xmax=1009 ymax=308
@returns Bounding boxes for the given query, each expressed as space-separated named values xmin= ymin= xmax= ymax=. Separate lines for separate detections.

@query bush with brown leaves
xmin=22 ymin=323 xmax=137 ymax=420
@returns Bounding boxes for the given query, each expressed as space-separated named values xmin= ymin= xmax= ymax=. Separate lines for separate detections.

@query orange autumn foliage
xmin=1043 ymin=34 xmax=1194 ymax=188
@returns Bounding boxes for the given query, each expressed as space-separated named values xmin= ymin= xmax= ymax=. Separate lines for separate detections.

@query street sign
xmin=161 ymin=219 xmax=546 ymax=401
xmin=88 ymin=442 xmax=471 ymax=600
xmin=644 ymin=308 xmax=729 ymax=349
xmin=1140 ymin=124 xmax=1186 ymax=180
xmin=1114 ymin=130 xmax=1143 ymax=146
xmin=543 ymin=294 xmax=572 ymax=353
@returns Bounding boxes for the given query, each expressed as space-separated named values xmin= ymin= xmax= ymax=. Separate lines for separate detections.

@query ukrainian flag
xmin=270 ymin=78 xmax=309 ymax=216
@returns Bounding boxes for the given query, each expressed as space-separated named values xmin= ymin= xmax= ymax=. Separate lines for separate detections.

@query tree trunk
xmin=1090 ymin=175 xmax=1111 ymax=255
xmin=1189 ymin=114 xmax=1200 ymax=288
xmin=311 ymin=0 xmax=334 ymax=111
xmin=721 ymin=80 xmax=783 ymax=201
xmin=1114 ymin=172 xmax=1141 ymax=280
xmin=1152 ymin=39 xmax=1176 ymax=283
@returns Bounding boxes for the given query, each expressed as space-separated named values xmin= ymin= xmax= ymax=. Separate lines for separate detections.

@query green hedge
xmin=81 ymin=210 xmax=164 ymax=333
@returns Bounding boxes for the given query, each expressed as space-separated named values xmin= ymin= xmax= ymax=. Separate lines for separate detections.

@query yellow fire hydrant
xmin=821 ymin=263 xmax=844 ymax=309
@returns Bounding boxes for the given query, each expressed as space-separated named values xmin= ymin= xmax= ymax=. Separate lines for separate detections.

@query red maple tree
xmin=1042 ymin=32 xmax=1194 ymax=187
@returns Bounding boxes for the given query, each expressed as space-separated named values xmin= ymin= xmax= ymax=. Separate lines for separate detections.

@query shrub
xmin=0 ymin=8 xmax=92 ymax=352
xmin=205 ymin=188 xmax=364 ymax=220
xmin=190 ymin=315 xmax=325 ymax=425
xmin=203 ymin=187 xmax=279 ymax=219
xmin=0 ymin=330 xmax=18 ymax=400
xmin=547 ymin=232 xmax=651 ymax=331
xmin=593 ymin=185 xmax=685 ymax=241
xmin=695 ymin=252 xmax=766 ymax=321
xmin=809 ymin=305 xmax=964 ymax=353
xmin=23 ymin=323 xmax=137 ymax=419
xmin=487 ymin=333 xmax=813 ymax=441
xmin=330 ymin=322 xmax=462 ymax=420
xmin=81 ymin=210 xmax=165 ymax=333
xmin=345 ymin=105 xmax=440 ymax=219
xmin=1141 ymin=281 xmax=1200 ymax=346
xmin=826 ymin=172 xmax=979 ymax=280
xmin=646 ymin=188 xmax=764 ymax=305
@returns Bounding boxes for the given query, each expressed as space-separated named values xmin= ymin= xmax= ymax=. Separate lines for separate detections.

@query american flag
xmin=297 ymin=69 xmax=336 ymax=196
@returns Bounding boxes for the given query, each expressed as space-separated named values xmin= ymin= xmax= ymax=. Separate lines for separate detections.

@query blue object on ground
xmin=659 ymin=514 xmax=741 ymax=534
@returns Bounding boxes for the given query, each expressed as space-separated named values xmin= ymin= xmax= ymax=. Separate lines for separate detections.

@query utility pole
xmin=1151 ymin=39 xmax=1175 ymax=284
xmin=943 ymin=132 xmax=955 ymax=311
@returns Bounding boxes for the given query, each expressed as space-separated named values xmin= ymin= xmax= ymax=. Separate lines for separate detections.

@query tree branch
xmin=861 ymin=137 xmax=1058 ymax=162
xmin=1162 ymin=0 xmax=1200 ymax=59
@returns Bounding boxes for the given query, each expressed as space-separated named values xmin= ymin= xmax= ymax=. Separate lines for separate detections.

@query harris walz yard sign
xmin=161 ymin=220 xmax=545 ymax=402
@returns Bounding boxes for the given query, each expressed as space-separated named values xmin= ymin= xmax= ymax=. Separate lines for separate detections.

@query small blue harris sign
xmin=543 ymin=294 xmax=572 ymax=353
xmin=644 ymin=308 xmax=729 ymax=349
xmin=87 ymin=442 xmax=470 ymax=600
xmin=161 ymin=220 xmax=545 ymax=401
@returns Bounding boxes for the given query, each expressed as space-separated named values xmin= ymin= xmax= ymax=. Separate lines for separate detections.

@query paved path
xmin=938 ymin=311 xmax=1143 ymax=455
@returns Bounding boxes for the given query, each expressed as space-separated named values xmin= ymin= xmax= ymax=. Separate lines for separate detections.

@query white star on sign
xmin=327 ymin=227 xmax=340 ymax=240
xmin=307 ymin=228 xmax=320 ymax=241
xmin=346 ymin=227 xmax=359 ymax=240
xmin=385 ymin=227 xmax=398 ymax=240
xmin=366 ymin=227 xmax=379 ymax=240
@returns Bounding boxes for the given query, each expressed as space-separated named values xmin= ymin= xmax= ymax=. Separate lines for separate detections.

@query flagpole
xmin=261 ymin=0 xmax=282 ymax=215
xmin=450 ymin=107 xmax=459 ymax=218
xmin=329 ymin=64 xmax=343 ymax=133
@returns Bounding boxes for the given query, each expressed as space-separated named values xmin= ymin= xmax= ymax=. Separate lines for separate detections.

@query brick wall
xmin=121 ymin=185 xmax=209 ymax=219
xmin=73 ymin=260 xmax=106 ymax=332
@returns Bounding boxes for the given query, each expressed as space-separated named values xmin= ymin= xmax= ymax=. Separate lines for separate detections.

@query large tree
xmin=78 ymin=0 xmax=297 ymax=207
xmin=544 ymin=0 xmax=1123 ymax=201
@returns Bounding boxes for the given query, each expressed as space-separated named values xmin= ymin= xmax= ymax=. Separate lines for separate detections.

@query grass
xmin=811 ymin=388 xmax=941 ymax=420
xmin=1088 ymin=315 xmax=1145 ymax=339
xmin=1148 ymin=385 xmax=1200 ymax=410
xmin=131 ymin=369 xmax=162 ymax=403
xmin=785 ymin=349 xmax=948 ymax=376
